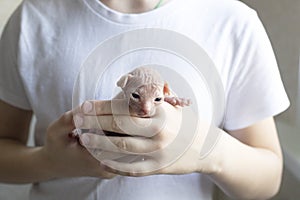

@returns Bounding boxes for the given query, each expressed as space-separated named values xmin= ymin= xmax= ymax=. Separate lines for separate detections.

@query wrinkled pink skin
xmin=116 ymin=67 xmax=191 ymax=118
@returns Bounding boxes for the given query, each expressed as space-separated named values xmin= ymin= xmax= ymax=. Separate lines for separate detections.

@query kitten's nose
xmin=141 ymin=104 xmax=151 ymax=115
xmin=142 ymin=107 xmax=151 ymax=115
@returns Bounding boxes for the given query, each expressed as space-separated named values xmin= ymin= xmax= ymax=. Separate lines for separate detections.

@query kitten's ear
xmin=117 ymin=74 xmax=133 ymax=89
xmin=163 ymin=82 xmax=171 ymax=95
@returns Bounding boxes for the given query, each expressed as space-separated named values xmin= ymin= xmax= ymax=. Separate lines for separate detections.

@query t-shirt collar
xmin=83 ymin=0 xmax=180 ymax=24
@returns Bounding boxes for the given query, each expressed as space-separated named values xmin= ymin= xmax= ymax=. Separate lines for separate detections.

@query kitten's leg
xmin=164 ymin=96 xmax=191 ymax=107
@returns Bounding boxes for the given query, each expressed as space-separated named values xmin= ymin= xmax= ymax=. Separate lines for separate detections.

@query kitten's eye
xmin=131 ymin=93 xmax=140 ymax=99
xmin=154 ymin=97 xmax=162 ymax=102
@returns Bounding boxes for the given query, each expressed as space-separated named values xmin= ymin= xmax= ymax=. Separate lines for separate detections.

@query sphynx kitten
xmin=115 ymin=66 xmax=191 ymax=118
xmin=71 ymin=66 xmax=191 ymax=137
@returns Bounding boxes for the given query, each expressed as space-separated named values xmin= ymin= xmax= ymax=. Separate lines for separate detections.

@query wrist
xmin=32 ymin=146 xmax=60 ymax=181
xmin=196 ymin=127 xmax=225 ymax=175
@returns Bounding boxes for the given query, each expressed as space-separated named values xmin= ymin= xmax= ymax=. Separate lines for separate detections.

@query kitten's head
xmin=117 ymin=67 xmax=169 ymax=117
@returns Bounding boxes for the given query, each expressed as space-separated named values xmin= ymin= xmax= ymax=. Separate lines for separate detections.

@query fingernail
xmin=83 ymin=101 xmax=93 ymax=114
xmin=73 ymin=114 xmax=83 ymax=127
xmin=80 ymin=134 xmax=90 ymax=145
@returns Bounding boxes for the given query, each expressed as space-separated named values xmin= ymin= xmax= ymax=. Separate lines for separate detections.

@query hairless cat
xmin=115 ymin=66 xmax=191 ymax=118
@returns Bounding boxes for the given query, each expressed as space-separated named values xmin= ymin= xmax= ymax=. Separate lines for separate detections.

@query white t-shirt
xmin=0 ymin=0 xmax=290 ymax=199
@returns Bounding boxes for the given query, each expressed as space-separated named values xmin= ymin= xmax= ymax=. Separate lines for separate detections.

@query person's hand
xmin=40 ymin=109 xmax=117 ymax=179
xmin=76 ymin=100 xmax=215 ymax=177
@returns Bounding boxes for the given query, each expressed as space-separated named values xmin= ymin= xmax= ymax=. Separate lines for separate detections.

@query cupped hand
xmin=40 ymin=109 xmax=116 ymax=179
xmin=75 ymin=100 xmax=215 ymax=177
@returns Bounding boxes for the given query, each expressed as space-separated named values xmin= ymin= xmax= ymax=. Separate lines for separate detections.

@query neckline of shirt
xmin=83 ymin=0 xmax=181 ymax=25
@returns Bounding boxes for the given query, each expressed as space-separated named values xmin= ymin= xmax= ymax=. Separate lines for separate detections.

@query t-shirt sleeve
xmin=0 ymin=4 xmax=31 ymax=110
xmin=223 ymin=11 xmax=290 ymax=131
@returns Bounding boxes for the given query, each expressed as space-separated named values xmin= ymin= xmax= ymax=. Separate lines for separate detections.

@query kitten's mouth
xmin=132 ymin=112 xmax=150 ymax=118
xmin=138 ymin=110 xmax=155 ymax=118
xmin=139 ymin=114 xmax=151 ymax=118
xmin=130 ymin=111 xmax=153 ymax=118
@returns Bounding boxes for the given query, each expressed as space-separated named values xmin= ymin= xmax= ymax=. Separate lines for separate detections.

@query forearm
xmin=205 ymin=129 xmax=282 ymax=200
xmin=0 ymin=139 xmax=54 ymax=184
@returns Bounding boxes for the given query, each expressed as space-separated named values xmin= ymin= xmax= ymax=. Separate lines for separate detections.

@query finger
xmin=72 ymin=100 xmax=131 ymax=130
xmin=76 ymin=115 xmax=125 ymax=133
xmin=106 ymin=115 xmax=163 ymax=137
xmin=80 ymin=133 xmax=121 ymax=153
xmin=80 ymin=133 xmax=160 ymax=154
xmin=78 ymin=115 xmax=163 ymax=137
xmin=87 ymin=149 xmax=131 ymax=162
xmin=78 ymin=102 xmax=180 ymax=136
xmin=53 ymin=111 xmax=75 ymax=133
xmin=101 ymin=159 xmax=160 ymax=177
xmin=82 ymin=100 xmax=130 ymax=116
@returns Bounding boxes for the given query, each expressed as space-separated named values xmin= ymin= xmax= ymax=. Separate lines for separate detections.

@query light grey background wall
xmin=241 ymin=0 xmax=300 ymax=127
xmin=0 ymin=0 xmax=22 ymax=34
